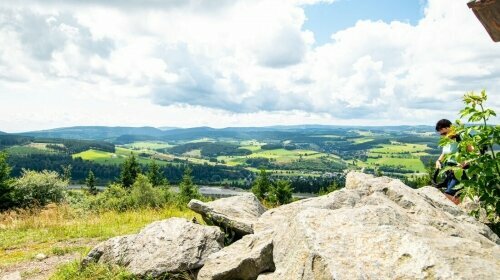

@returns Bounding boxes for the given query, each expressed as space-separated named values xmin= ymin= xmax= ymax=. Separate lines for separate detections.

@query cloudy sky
xmin=0 ymin=0 xmax=498 ymax=132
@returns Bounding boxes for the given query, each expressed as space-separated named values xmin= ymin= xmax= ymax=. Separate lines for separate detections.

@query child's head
xmin=435 ymin=119 xmax=452 ymax=136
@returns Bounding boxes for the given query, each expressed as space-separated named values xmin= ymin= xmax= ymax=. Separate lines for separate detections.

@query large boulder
xmin=197 ymin=231 xmax=275 ymax=280
xmin=82 ymin=218 xmax=224 ymax=278
xmin=188 ymin=193 xmax=266 ymax=237
xmin=252 ymin=172 xmax=500 ymax=279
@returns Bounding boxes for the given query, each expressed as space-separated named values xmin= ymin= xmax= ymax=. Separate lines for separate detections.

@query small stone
xmin=35 ymin=253 xmax=47 ymax=261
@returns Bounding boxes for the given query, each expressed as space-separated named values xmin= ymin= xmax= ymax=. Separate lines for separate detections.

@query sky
xmin=0 ymin=0 xmax=498 ymax=132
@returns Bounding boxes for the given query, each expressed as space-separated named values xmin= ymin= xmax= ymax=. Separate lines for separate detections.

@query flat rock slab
xmin=198 ymin=231 xmax=275 ymax=280
xmin=188 ymin=193 xmax=266 ymax=236
xmin=82 ymin=217 xmax=224 ymax=278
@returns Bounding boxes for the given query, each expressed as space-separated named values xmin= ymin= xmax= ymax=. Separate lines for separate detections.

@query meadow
xmin=0 ymin=202 xmax=200 ymax=278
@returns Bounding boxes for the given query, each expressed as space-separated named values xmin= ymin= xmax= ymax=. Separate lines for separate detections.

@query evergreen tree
xmin=269 ymin=180 xmax=294 ymax=205
xmin=0 ymin=152 xmax=14 ymax=210
xmin=120 ymin=153 xmax=141 ymax=188
xmin=251 ymin=168 xmax=271 ymax=200
xmin=147 ymin=160 xmax=167 ymax=187
xmin=179 ymin=167 xmax=200 ymax=202
xmin=86 ymin=170 xmax=97 ymax=195
xmin=61 ymin=164 xmax=72 ymax=182
xmin=318 ymin=181 xmax=342 ymax=195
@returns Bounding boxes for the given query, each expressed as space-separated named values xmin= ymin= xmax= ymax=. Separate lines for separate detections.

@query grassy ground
xmin=0 ymin=204 xmax=200 ymax=267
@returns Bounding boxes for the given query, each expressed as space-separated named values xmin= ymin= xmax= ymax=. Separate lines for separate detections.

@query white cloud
xmin=0 ymin=0 xmax=498 ymax=132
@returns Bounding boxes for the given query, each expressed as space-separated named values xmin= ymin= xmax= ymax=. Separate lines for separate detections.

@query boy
xmin=435 ymin=119 xmax=468 ymax=204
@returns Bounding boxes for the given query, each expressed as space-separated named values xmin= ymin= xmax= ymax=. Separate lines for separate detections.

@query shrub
xmin=443 ymin=90 xmax=499 ymax=223
xmin=130 ymin=174 xmax=166 ymax=208
xmin=12 ymin=169 xmax=67 ymax=208
xmin=89 ymin=183 xmax=133 ymax=212
xmin=0 ymin=151 xmax=15 ymax=210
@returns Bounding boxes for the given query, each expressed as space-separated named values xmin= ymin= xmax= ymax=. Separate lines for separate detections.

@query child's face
xmin=438 ymin=127 xmax=451 ymax=137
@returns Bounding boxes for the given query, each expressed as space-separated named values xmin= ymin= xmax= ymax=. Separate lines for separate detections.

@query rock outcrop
xmin=84 ymin=172 xmax=500 ymax=279
xmin=82 ymin=218 xmax=224 ymax=278
xmin=251 ymin=172 xmax=499 ymax=279
xmin=188 ymin=193 xmax=266 ymax=236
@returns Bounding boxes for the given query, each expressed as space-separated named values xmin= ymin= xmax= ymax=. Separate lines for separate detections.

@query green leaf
xmin=453 ymin=168 xmax=463 ymax=180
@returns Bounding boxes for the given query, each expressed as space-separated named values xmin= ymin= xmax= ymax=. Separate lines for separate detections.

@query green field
xmin=69 ymin=137 xmax=432 ymax=176
xmin=349 ymin=138 xmax=374 ymax=144
xmin=357 ymin=142 xmax=430 ymax=173
xmin=366 ymin=157 xmax=425 ymax=172
xmin=370 ymin=143 xmax=429 ymax=154
xmin=217 ymin=148 xmax=328 ymax=166
xmin=4 ymin=145 xmax=56 ymax=155
xmin=72 ymin=148 xmax=163 ymax=165
xmin=122 ymin=141 xmax=174 ymax=150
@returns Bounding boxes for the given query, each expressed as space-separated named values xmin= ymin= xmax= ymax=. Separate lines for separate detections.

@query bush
xmin=443 ymin=90 xmax=500 ymax=223
xmin=130 ymin=174 xmax=167 ymax=208
xmin=86 ymin=178 xmax=174 ymax=213
xmin=0 ymin=151 xmax=15 ymax=210
xmin=12 ymin=169 xmax=67 ymax=208
xmin=89 ymin=183 xmax=133 ymax=212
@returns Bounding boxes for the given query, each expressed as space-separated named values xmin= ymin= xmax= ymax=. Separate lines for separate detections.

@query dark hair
xmin=435 ymin=119 xmax=452 ymax=131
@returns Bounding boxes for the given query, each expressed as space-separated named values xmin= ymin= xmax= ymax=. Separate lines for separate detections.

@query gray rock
xmin=188 ymin=193 xmax=266 ymax=236
xmin=254 ymin=172 xmax=500 ymax=279
xmin=82 ymin=217 xmax=224 ymax=278
xmin=197 ymin=231 xmax=275 ymax=280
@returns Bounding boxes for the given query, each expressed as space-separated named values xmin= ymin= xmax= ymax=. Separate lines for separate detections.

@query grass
xmin=50 ymin=261 xmax=135 ymax=280
xmin=50 ymin=261 xmax=195 ymax=280
xmin=0 ymin=204 xmax=200 ymax=266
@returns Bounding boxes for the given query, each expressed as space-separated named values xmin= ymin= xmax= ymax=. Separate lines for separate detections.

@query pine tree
xmin=120 ymin=153 xmax=141 ymax=188
xmin=0 ymin=152 xmax=14 ymax=210
xmin=61 ymin=164 xmax=72 ymax=182
xmin=86 ymin=170 xmax=97 ymax=195
xmin=269 ymin=180 xmax=294 ymax=205
xmin=147 ymin=160 xmax=168 ymax=187
xmin=179 ymin=167 xmax=200 ymax=202
xmin=251 ymin=168 xmax=271 ymax=200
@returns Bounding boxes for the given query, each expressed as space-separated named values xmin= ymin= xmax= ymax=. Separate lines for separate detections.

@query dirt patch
xmin=0 ymin=239 xmax=100 ymax=280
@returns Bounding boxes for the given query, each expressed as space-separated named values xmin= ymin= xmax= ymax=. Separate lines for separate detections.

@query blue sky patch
xmin=303 ymin=0 xmax=427 ymax=45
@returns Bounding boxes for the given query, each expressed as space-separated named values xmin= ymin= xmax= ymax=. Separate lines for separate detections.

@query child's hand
xmin=435 ymin=160 xmax=442 ymax=169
